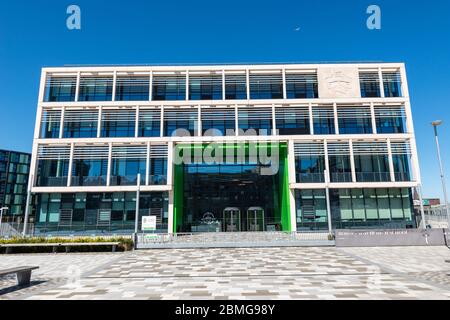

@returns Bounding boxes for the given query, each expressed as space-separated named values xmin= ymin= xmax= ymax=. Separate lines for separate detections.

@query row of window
xmin=295 ymin=188 xmax=414 ymax=231
xmin=44 ymin=71 xmax=402 ymax=102
xmin=295 ymin=153 xmax=411 ymax=183
xmin=40 ymin=105 xmax=407 ymax=139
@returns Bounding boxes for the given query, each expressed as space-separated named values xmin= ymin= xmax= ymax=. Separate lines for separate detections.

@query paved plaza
xmin=0 ymin=246 xmax=450 ymax=300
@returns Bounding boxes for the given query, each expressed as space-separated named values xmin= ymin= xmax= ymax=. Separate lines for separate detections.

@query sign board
xmin=142 ymin=215 xmax=157 ymax=231
xmin=317 ymin=67 xmax=361 ymax=99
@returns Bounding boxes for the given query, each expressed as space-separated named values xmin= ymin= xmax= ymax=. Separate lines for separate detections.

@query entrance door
xmin=223 ymin=207 xmax=241 ymax=232
xmin=246 ymin=207 xmax=265 ymax=232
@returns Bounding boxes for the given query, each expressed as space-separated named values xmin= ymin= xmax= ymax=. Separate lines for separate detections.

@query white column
xmin=135 ymin=106 xmax=140 ymax=138
xmin=185 ymin=71 xmax=189 ymax=101
xmin=309 ymin=103 xmax=314 ymax=135
xmin=271 ymin=104 xmax=276 ymax=136
xmin=246 ymin=69 xmax=250 ymax=99
xmin=235 ymin=105 xmax=239 ymax=136
xmin=349 ymin=140 xmax=356 ymax=182
xmin=149 ymin=71 xmax=153 ymax=101
xmin=97 ymin=106 xmax=102 ymax=138
xmin=59 ymin=106 xmax=65 ymax=139
xmin=324 ymin=170 xmax=333 ymax=235
xmin=287 ymin=140 xmax=296 ymax=184
xmin=222 ymin=69 xmax=226 ymax=100
xmin=197 ymin=105 xmax=202 ymax=137
xmin=75 ymin=71 xmax=81 ymax=102
xmin=168 ymin=190 xmax=174 ymax=234
xmin=289 ymin=189 xmax=297 ymax=232
xmin=167 ymin=141 xmax=174 ymax=187
xmin=107 ymin=143 xmax=112 ymax=187
xmin=409 ymin=138 xmax=422 ymax=184
xmin=160 ymin=105 xmax=164 ymax=137
xmin=112 ymin=70 xmax=117 ymax=102
xmin=288 ymin=140 xmax=297 ymax=232
xmin=333 ymin=103 xmax=339 ymax=134
xmin=324 ymin=139 xmax=330 ymax=184
xmin=370 ymin=102 xmax=377 ymax=134
xmin=282 ymin=68 xmax=287 ymax=99
xmin=67 ymin=143 xmax=74 ymax=187
xmin=146 ymin=141 xmax=150 ymax=186
xmin=378 ymin=67 xmax=385 ymax=98
xmin=387 ymin=138 xmax=396 ymax=182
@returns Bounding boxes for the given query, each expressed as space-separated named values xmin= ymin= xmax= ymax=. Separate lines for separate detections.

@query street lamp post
xmin=431 ymin=120 xmax=450 ymax=229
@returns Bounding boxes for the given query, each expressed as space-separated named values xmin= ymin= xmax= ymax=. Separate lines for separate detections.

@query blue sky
xmin=0 ymin=0 xmax=449 ymax=199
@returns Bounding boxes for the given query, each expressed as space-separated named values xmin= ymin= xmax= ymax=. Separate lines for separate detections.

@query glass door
xmin=246 ymin=207 xmax=265 ymax=232
xmin=223 ymin=207 xmax=241 ymax=232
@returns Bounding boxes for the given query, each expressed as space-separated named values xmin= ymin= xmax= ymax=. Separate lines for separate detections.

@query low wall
xmin=335 ymin=228 xmax=449 ymax=247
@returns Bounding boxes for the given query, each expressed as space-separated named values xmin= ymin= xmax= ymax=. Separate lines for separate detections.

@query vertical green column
xmin=279 ymin=143 xmax=291 ymax=231
xmin=173 ymin=164 xmax=184 ymax=233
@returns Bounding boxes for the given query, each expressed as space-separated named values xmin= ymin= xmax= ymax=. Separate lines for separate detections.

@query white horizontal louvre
xmin=102 ymin=109 xmax=136 ymax=122
xmin=41 ymin=109 xmax=62 ymax=123
xmin=149 ymin=144 xmax=168 ymax=158
xmin=46 ymin=76 xmax=77 ymax=88
xmin=352 ymin=141 xmax=388 ymax=155
xmin=225 ymin=74 xmax=246 ymax=86
xmin=64 ymin=109 xmax=99 ymax=123
xmin=37 ymin=145 xmax=71 ymax=160
xmin=285 ymin=73 xmax=318 ymax=84
xmin=189 ymin=75 xmax=222 ymax=86
xmin=359 ymin=72 xmax=380 ymax=84
xmin=201 ymin=108 xmax=235 ymax=121
xmin=239 ymin=107 xmax=272 ymax=120
xmin=139 ymin=109 xmax=161 ymax=121
xmin=312 ymin=106 xmax=334 ymax=119
xmin=111 ymin=145 xmax=147 ymax=159
xmin=153 ymin=75 xmax=185 ymax=86
xmin=337 ymin=106 xmax=372 ymax=119
xmin=116 ymin=76 xmax=149 ymax=87
xmin=80 ymin=76 xmax=113 ymax=87
xmin=382 ymin=72 xmax=402 ymax=83
xmin=327 ymin=142 xmax=350 ymax=156
xmin=164 ymin=108 xmax=198 ymax=121
xmin=374 ymin=105 xmax=406 ymax=118
xmin=73 ymin=145 xmax=109 ymax=160
xmin=294 ymin=142 xmax=325 ymax=156
xmin=249 ymin=73 xmax=283 ymax=85
xmin=390 ymin=141 xmax=412 ymax=155
xmin=275 ymin=106 xmax=309 ymax=120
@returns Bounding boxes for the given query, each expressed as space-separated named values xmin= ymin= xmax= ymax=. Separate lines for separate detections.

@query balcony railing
xmin=37 ymin=176 xmax=68 ymax=187
xmin=330 ymin=172 xmax=353 ymax=183
xmin=71 ymin=176 xmax=107 ymax=186
xmin=297 ymin=173 xmax=325 ymax=183
xmin=394 ymin=172 xmax=411 ymax=182
xmin=356 ymin=172 xmax=391 ymax=182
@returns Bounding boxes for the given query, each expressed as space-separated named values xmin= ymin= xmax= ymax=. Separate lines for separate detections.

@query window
xmin=138 ymin=109 xmax=161 ymax=137
xmin=101 ymin=109 xmax=136 ymax=137
xmin=40 ymin=109 xmax=61 ymax=139
xmin=249 ymin=73 xmax=283 ymax=99
xmin=391 ymin=141 xmax=412 ymax=182
xmin=225 ymin=74 xmax=247 ymax=100
xmin=313 ymin=106 xmax=335 ymax=134
xmin=359 ymin=72 xmax=381 ymax=98
xmin=189 ymin=75 xmax=222 ymax=100
xmin=375 ymin=106 xmax=406 ymax=134
xmin=45 ymin=76 xmax=77 ymax=102
xmin=294 ymin=143 xmax=325 ymax=183
xmin=353 ymin=142 xmax=390 ymax=182
xmin=383 ymin=72 xmax=402 ymax=97
xmin=71 ymin=145 xmax=109 ymax=186
xmin=116 ymin=76 xmax=150 ymax=101
xmin=164 ymin=108 xmax=198 ymax=137
xmin=152 ymin=75 xmax=186 ymax=101
xmin=36 ymin=145 xmax=71 ymax=187
xmin=295 ymin=189 xmax=328 ymax=230
xmin=238 ymin=107 xmax=272 ymax=134
xmin=286 ymin=73 xmax=318 ymax=99
xmin=275 ymin=106 xmax=310 ymax=135
xmin=63 ymin=109 xmax=98 ymax=138
xmin=110 ymin=146 xmax=147 ymax=186
xmin=78 ymin=76 xmax=113 ymax=101
xmin=338 ymin=106 xmax=373 ymax=134
xmin=327 ymin=143 xmax=352 ymax=183
xmin=201 ymin=107 xmax=235 ymax=136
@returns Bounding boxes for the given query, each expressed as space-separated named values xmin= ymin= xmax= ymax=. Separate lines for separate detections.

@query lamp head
xmin=432 ymin=120 xmax=443 ymax=127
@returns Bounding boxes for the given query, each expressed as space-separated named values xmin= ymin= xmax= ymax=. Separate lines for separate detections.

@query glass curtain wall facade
xmin=31 ymin=63 xmax=419 ymax=235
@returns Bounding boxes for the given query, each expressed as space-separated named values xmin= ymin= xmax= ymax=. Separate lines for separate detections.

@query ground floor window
xmin=35 ymin=192 xmax=168 ymax=235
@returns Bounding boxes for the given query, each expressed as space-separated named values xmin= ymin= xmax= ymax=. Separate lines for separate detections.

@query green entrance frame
xmin=172 ymin=142 xmax=291 ymax=233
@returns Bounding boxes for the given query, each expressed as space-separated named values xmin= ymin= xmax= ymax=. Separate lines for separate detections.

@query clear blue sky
xmin=0 ymin=0 xmax=449 ymax=200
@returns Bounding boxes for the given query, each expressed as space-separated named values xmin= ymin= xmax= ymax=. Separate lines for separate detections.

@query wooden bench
xmin=0 ymin=266 xmax=39 ymax=286
xmin=0 ymin=242 xmax=121 ymax=254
